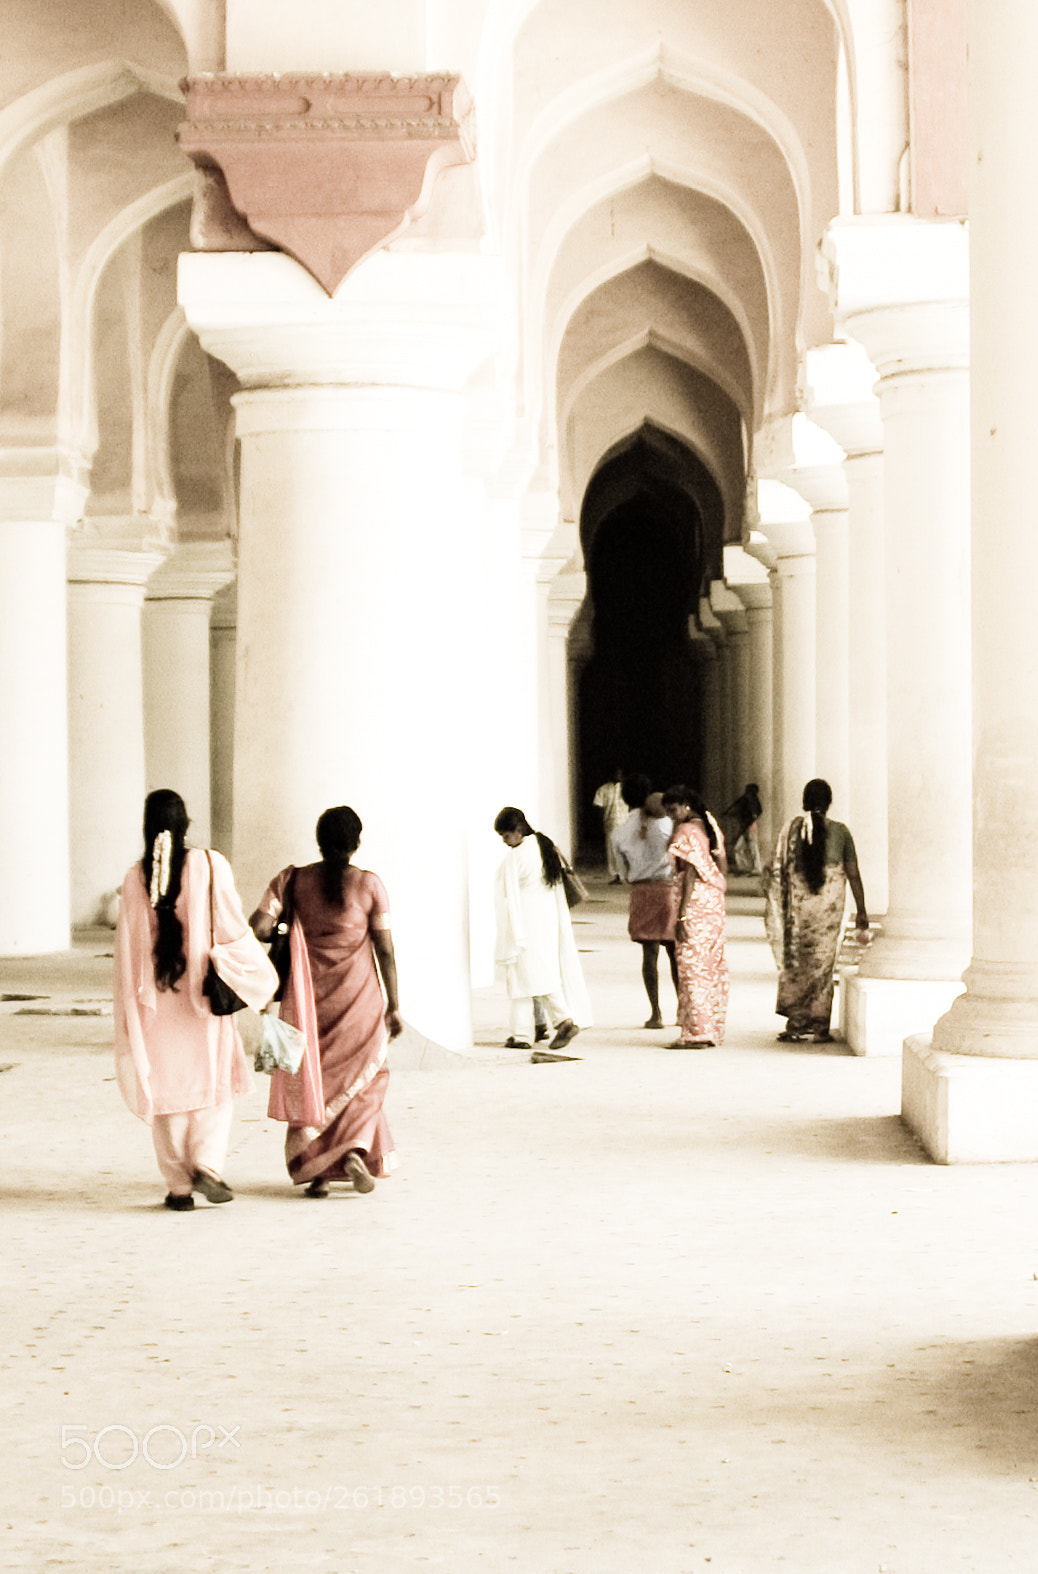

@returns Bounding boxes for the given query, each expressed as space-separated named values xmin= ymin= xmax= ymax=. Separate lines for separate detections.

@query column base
xmin=840 ymin=971 xmax=964 ymax=1055
xmin=902 ymin=1033 xmax=1038 ymax=1162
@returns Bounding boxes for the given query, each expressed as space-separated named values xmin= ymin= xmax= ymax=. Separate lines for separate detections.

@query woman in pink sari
xmin=251 ymin=806 xmax=402 ymax=1198
xmin=114 ymin=789 xmax=278 ymax=1210
xmin=661 ymin=786 xmax=729 ymax=1048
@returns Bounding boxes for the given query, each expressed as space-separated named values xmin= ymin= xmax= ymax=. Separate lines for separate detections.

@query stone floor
xmin=3 ymin=876 xmax=1038 ymax=1573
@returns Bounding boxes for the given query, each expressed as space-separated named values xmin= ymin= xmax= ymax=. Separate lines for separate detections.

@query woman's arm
xmin=673 ymin=862 xmax=696 ymax=938
xmin=844 ymin=857 xmax=869 ymax=930
xmin=372 ymin=928 xmax=404 ymax=1038
xmin=249 ymin=868 xmax=287 ymax=941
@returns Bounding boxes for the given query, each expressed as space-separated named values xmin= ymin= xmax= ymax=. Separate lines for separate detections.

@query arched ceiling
xmin=563 ymin=344 xmax=743 ymax=549
xmin=581 ymin=424 xmax=723 ymax=594
xmin=543 ymin=177 xmax=773 ymax=428
xmin=0 ymin=0 xmax=185 ymax=107
xmin=0 ymin=3 xmax=235 ymax=541
xmin=483 ymin=0 xmax=843 ymax=578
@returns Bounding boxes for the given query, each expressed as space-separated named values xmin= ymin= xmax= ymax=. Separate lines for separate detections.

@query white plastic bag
xmin=254 ymin=1012 xmax=306 ymax=1074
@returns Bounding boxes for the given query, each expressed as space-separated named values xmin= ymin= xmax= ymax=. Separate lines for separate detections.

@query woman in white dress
xmin=493 ymin=807 xmax=593 ymax=1051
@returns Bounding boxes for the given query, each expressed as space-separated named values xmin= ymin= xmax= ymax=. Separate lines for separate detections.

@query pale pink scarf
xmin=266 ymin=919 xmax=325 ymax=1126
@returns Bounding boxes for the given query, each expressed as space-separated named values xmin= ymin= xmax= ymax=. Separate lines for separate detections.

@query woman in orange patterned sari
xmin=661 ymin=787 xmax=728 ymax=1048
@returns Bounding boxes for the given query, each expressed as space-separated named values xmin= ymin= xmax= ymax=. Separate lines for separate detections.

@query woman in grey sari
xmin=764 ymin=779 xmax=868 ymax=1043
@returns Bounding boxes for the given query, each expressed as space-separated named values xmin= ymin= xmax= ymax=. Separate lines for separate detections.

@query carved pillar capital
xmin=178 ymin=72 xmax=476 ymax=294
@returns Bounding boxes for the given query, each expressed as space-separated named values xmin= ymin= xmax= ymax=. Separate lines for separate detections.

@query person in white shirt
xmin=611 ymin=775 xmax=680 ymax=1029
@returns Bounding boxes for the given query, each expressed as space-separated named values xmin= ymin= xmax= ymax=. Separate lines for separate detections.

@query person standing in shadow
xmin=593 ymin=766 xmax=628 ymax=883
xmin=722 ymin=782 xmax=764 ymax=875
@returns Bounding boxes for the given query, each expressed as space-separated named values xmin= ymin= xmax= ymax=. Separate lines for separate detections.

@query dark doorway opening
xmin=575 ymin=429 xmax=724 ymax=859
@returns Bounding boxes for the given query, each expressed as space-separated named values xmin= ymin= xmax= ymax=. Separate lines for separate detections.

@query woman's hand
xmin=385 ymin=1007 xmax=404 ymax=1039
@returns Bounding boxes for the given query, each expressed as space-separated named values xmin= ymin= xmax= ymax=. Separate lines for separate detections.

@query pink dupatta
xmin=266 ymin=919 xmax=324 ymax=1126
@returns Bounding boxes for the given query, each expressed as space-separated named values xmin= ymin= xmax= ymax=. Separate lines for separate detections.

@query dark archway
xmin=575 ymin=426 xmax=725 ymax=857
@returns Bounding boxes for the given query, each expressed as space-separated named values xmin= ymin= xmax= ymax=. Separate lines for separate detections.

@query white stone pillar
xmin=727 ymin=620 xmax=751 ymax=799
xmin=143 ymin=542 xmax=235 ymax=847
xmin=754 ymin=505 xmax=816 ymax=834
xmin=806 ymin=341 xmax=889 ymax=916
xmin=711 ymin=580 xmax=750 ymax=805
xmin=567 ymin=603 xmax=593 ymax=851
xmin=210 ymin=582 xmax=237 ymax=858
xmin=180 ymin=250 xmax=498 ymax=1051
xmin=525 ymin=496 xmax=569 ymax=841
xmin=842 ymin=448 xmax=888 ymax=914
xmin=462 ymin=401 xmax=522 ymax=989
xmin=771 ymin=550 xmax=816 ymax=831
xmin=810 ymin=496 xmax=850 ymax=821
xmin=906 ymin=0 xmax=1038 ymax=1160
xmin=696 ymin=599 xmax=725 ymax=810
xmin=729 ymin=542 xmax=776 ymax=853
xmin=784 ymin=418 xmax=852 ymax=824
xmin=0 ymin=459 xmax=79 ymax=953
xmin=547 ymin=563 xmax=584 ymax=857
xmin=709 ymin=615 xmax=735 ymax=813
xmin=824 ymin=219 xmax=971 ymax=1055
xmin=68 ymin=541 xmax=163 ymax=926
xmin=737 ymin=587 xmax=775 ymax=854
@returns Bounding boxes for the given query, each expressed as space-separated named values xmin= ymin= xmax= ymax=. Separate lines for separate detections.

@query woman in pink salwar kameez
xmin=114 ymin=789 xmax=278 ymax=1211
xmin=251 ymin=806 xmax=402 ymax=1198
xmin=662 ymin=786 xmax=729 ymax=1048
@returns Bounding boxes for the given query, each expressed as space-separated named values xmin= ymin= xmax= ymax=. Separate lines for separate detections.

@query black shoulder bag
xmin=267 ymin=868 xmax=297 ymax=1002
xmin=201 ymin=850 xmax=249 ymax=1015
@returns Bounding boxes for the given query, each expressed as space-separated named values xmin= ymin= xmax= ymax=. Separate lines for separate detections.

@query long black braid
xmin=799 ymin=778 xmax=833 ymax=894
xmin=142 ymin=789 xmax=189 ymax=991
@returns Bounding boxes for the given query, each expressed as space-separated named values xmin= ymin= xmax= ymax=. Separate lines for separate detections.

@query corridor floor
xmin=3 ymin=877 xmax=1037 ymax=1574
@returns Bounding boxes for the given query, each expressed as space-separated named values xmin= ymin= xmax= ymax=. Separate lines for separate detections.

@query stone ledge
xmin=841 ymin=972 xmax=964 ymax=1055
xmin=902 ymin=1033 xmax=1038 ymax=1163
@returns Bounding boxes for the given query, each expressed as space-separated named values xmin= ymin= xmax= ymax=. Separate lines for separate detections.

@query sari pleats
xmin=671 ymin=822 xmax=728 ymax=1044
xmin=260 ymin=864 xmax=398 ymax=1183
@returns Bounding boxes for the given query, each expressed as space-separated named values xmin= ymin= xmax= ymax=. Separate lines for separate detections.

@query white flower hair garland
xmin=149 ymin=829 xmax=172 ymax=907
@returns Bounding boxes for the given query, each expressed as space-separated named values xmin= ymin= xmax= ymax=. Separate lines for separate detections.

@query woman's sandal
xmin=345 ymin=1152 xmax=376 ymax=1194
xmin=191 ymin=1167 xmax=234 ymax=1204
xmin=305 ymin=1179 xmax=330 ymax=1199
xmin=163 ymin=1193 xmax=194 ymax=1212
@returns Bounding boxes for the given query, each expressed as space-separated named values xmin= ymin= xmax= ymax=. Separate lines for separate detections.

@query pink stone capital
xmin=179 ymin=73 xmax=476 ymax=294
